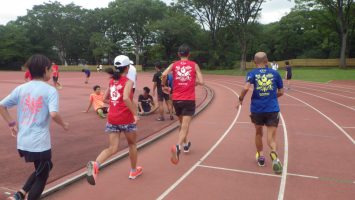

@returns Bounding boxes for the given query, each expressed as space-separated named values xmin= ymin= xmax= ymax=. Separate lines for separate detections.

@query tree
xmin=108 ymin=0 xmax=166 ymax=65
xmin=296 ymin=0 xmax=354 ymax=67
xmin=230 ymin=0 xmax=264 ymax=70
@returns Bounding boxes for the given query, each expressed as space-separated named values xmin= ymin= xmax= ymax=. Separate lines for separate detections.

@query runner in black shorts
xmin=153 ymin=61 xmax=174 ymax=121
xmin=173 ymin=100 xmax=195 ymax=116
xmin=238 ymin=52 xmax=284 ymax=174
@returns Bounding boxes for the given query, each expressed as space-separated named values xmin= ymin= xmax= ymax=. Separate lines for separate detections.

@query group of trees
xmin=0 ymin=0 xmax=354 ymax=70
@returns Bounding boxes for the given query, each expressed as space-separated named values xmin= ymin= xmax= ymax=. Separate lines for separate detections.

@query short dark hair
xmin=178 ymin=44 xmax=190 ymax=57
xmin=155 ymin=61 xmax=162 ymax=69
xmin=81 ymin=69 xmax=85 ymax=72
xmin=25 ymin=54 xmax=51 ymax=79
xmin=285 ymin=61 xmax=290 ymax=65
xmin=93 ymin=85 xmax=100 ymax=91
xmin=143 ymin=87 xmax=150 ymax=94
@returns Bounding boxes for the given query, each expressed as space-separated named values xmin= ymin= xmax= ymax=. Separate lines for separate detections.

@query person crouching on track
xmin=237 ymin=52 xmax=284 ymax=174
xmin=86 ymin=55 xmax=142 ymax=186
xmin=0 ymin=54 xmax=69 ymax=200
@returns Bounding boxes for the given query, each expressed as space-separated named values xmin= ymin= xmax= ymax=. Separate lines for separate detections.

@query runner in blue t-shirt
xmin=82 ymin=68 xmax=91 ymax=84
xmin=237 ymin=52 xmax=284 ymax=174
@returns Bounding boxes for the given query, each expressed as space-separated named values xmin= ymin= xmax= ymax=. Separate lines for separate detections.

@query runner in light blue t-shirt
xmin=0 ymin=54 xmax=69 ymax=200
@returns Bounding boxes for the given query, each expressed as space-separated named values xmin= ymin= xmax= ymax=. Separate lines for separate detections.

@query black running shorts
xmin=173 ymin=100 xmax=196 ymax=116
xmin=250 ymin=112 xmax=280 ymax=127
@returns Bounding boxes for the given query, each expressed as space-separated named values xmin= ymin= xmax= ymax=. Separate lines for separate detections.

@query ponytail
xmin=105 ymin=66 xmax=128 ymax=80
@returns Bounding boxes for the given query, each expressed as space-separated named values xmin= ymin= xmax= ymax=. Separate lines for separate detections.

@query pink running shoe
xmin=129 ymin=166 xmax=143 ymax=179
xmin=86 ymin=161 xmax=99 ymax=185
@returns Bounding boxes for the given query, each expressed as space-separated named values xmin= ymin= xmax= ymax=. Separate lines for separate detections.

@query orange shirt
xmin=90 ymin=92 xmax=105 ymax=111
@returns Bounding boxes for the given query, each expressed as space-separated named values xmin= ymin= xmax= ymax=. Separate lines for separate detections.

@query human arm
xmin=83 ymin=96 xmax=93 ymax=113
xmin=195 ymin=64 xmax=204 ymax=86
xmin=50 ymin=112 xmax=69 ymax=131
xmin=277 ymin=88 xmax=284 ymax=97
xmin=238 ymin=82 xmax=252 ymax=106
xmin=0 ymin=105 xmax=18 ymax=137
xmin=123 ymin=80 xmax=138 ymax=123
xmin=103 ymin=88 xmax=110 ymax=104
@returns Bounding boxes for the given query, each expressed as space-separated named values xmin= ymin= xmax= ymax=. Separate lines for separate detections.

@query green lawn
xmin=203 ymin=67 xmax=355 ymax=82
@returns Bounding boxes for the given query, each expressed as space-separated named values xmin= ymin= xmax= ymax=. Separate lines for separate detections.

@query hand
xmin=134 ymin=115 xmax=139 ymax=124
xmin=10 ymin=126 xmax=18 ymax=137
xmin=63 ymin=122 xmax=69 ymax=131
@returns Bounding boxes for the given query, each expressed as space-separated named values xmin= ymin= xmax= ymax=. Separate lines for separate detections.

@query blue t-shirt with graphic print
xmin=246 ymin=68 xmax=283 ymax=113
xmin=0 ymin=81 xmax=58 ymax=152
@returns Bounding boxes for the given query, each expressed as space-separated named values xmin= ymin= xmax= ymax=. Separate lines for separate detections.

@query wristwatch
xmin=8 ymin=121 xmax=16 ymax=127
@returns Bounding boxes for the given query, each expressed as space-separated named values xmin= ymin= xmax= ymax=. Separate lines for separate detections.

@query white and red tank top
xmin=107 ymin=76 xmax=134 ymax=125
xmin=172 ymin=60 xmax=196 ymax=101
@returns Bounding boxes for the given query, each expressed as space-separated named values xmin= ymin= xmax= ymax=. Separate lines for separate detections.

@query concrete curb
xmin=41 ymin=85 xmax=214 ymax=199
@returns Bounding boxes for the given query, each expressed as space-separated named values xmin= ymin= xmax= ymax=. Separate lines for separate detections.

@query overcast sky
xmin=0 ymin=0 xmax=294 ymax=25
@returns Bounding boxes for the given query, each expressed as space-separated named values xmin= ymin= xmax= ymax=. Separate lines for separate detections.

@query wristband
xmin=8 ymin=121 xmax=16 ymax=127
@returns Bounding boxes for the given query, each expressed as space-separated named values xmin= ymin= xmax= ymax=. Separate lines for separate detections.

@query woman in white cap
xmin=86 ymin=55 xmax=142 ymax=185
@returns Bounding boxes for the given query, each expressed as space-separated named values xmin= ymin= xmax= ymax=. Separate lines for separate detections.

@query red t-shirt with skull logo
xmin=172 ymin=60 xmax=196 ymax=101
xmin=107 ymin=76 xmax=134 ymax=125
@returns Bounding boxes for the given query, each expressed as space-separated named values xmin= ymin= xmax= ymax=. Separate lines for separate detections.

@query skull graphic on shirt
xmin=175 ymin=65 xmax=192 ymax=82
xmin=110 ymin=84 xmax=123 ymax=106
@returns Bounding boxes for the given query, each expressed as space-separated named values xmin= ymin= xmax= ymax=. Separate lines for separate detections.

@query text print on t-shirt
xmin=21 ymin=94 xmax=44 ymax=125
xmin=175 ymin=63 xmax=192 ymax=85
xmin=110 ymin=84 xmax=123 ymax=106
xmin=255 ymin=71 xmax=274 ymax=96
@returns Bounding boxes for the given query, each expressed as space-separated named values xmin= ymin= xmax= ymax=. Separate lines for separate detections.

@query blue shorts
xmin=105 ymin=123 xmax=137 ymax=133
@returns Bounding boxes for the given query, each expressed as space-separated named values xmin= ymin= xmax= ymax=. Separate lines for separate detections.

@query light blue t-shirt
xmin=246 ymin=68 xmax=283 ymax=113
xmin=0 ymin=81 xmax=58 ymax=152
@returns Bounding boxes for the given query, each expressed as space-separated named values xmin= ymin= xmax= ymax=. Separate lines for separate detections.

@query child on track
xmin=86 ymin=55 xmax=142 ymax=185
xmin=0 ymin=54 xmax=69 ymax=200
xmin=81 ymin=69 xmax=91 ymax=84
xmin=138 ymin=87 xmax=156 ymax=115
xmin=237 ymin=52 xmax=284 ymax=174
xmin=162 ymin=44 xmax=204 ymax=165
xmin=83 ymin=85 xmax=108 ymax=118
xmin=51 ymin=62 xmax=62 ymax=89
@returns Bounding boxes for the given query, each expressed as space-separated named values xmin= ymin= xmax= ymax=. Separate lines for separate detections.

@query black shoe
xmin=183 ymin=141 xmax=191 ymax=153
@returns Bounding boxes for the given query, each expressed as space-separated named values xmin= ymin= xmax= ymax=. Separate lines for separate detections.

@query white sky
xmin=0 ymin=0 xmax=294 ymax=25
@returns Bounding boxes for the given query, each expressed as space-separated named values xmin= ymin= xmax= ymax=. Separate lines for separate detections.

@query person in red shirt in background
xmin=51 ymin=62 xmax=62 ymax=89
xmin=162 ymin=44 xmax=204 ymax=165
xmin=83 ymin=85 xmax=108 ymax=118
xmin=86 ymin=55 xmax=142 ymax=186
xmin=24 ymin=69 xmax=32 ymax=82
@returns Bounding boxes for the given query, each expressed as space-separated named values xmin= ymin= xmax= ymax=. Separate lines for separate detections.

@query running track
xmin=1 ymin=72 xmax=355 ymax=199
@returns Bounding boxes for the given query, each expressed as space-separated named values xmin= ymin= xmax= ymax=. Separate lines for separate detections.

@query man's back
xmin=246 ymin=68 xmax=283 ymax=113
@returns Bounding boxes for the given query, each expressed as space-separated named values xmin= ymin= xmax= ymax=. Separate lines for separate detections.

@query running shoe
xmin=129 ymin=166 xmax=143 ymax=179
xmin=170 ymin=145 xmax=181 ymax=165
xmin=86 ymin=161 xmax=99 ymax=185
xmin=255 ymin=152 xmax=265 ymax=167
xmin=11 ymin=191 xmax=25 ymax=200
xmin=183 ymin=141 xmax=191 ymax=153
xmin=97 ymin=109 xmax=106 ymax=118
xmin=270 ymin=151 xmax=283 ymax=174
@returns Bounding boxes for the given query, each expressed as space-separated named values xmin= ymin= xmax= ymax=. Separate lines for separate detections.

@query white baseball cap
xmin=130 ymin=60 xmax=134 ymax=65
xmin=114 ymin=55 xmax=130 ymax=68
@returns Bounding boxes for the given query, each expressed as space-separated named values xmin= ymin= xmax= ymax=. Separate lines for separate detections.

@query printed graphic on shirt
xmin=21 ymin=94 xmax=43 ymax=124
xmin=255 ymin=72 xmax=274 ymax=96
xmin=110 ymin=84 xmax=123 ymax=106
xmin=175 ymin=63 xmax=192 ymax=82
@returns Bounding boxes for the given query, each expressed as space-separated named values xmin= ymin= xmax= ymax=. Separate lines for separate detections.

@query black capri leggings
xmin=23 ymin=160 xmax=53 ymax=200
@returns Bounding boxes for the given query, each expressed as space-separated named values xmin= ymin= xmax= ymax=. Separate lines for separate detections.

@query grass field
xmin=203 ymin=67 xmax=355 ymax=82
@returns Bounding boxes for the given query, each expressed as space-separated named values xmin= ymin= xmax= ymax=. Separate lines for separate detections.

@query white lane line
xmin=287 ymin=173 xmax=318 ymax=180
xmin=293 ymin=85 xmax=355 ymax=100
xmin=343 ymin=127 xmax=355 ymax=129
xmin=197 ymin=164 xmax=281 ymax=178
xmin=156 ymin=82 xmax=242 ymax=200
xmin=292 ymin=88 xmax=355 ymax=111
xmin=296 ymin=80 xmax=355 ymax=91
xmin=278 ymin=113 xmax=289 ymax=200
xmin=0 ymin=187 xmax=16 ymax=192
xmin=286 ymin=93 xmax=355 ymax=145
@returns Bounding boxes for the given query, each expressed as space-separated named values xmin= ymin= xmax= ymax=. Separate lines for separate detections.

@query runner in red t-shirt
xmin=86 ymin=55 xmax=142 ymax=185
xmin=24 ymin=69 xmax=32 ymax=82
xmin=51 ymin=62 xmax=62 ymax=89
xmin=162 ymin=44 xmax=204 ymax=165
